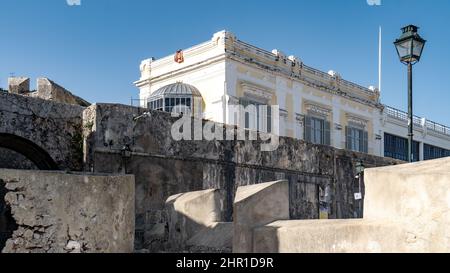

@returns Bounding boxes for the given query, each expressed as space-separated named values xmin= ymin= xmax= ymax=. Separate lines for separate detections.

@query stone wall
xmin=31 ymin=78 xmax=90 ymax=107
xmin=0 ymin=169 xmax=135 ymax=253
xmin=8 ymin=77 xmax=29 ymax=95
xmin=6 ymin=77 xmax=90 ymax=107
xmin=252 ymin=157 xmax=450 ymax=253
xmin=0 ymin=92 xmax=85 ymax=170
xmin=82 ymin=104 xmax=401 ymax=251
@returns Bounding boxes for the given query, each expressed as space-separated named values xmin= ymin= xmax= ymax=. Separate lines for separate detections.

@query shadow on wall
xmin=0 ymin=133 xmax=58 ymax=170
xmin=165 ymin=189 xmax=233 ymax=253
xmin=0 ymin=179 xmax=18 ymax=251
xmin=164 ymin=181 xmax=290 ymax=253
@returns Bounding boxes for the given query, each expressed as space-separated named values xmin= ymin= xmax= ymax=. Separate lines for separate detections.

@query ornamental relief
xmin=346 ymin=114 xmax=369 ymax=128
xmin=304 ymin=102 xmax=332 ymax=118
xmin=240 ymin=82 xmax=273 ymax=101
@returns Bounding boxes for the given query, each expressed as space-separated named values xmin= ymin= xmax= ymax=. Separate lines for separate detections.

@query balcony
xmin=385 ymin=106 xmax=450 ymax=137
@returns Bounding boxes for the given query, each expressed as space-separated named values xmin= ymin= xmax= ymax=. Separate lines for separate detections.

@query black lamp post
xmin=394 ymin=25 xmax=426 ymax=162
xmin=355 ymin=161 xmax=365 ymax=218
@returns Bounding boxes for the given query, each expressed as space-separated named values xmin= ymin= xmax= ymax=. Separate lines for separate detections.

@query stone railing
xmin=234 ymin=39 xmax=378 ymax=99
xmin=302 ymin=64 xmax=376 ymax=96
xmin=385 ymin=105 xmax=450 ymax=136
xmin=235 ymin=39 xmax=279 ymax=62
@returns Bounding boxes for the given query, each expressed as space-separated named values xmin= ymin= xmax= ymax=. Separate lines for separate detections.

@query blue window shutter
xmin=324 ymin=120 xmax=331 ymax=146
xmin=346 ymin=127 xmax=351 ymax=150
xmin=305 ymin=116 xmax=312 ymax=142
xmin=363 ymin=131 xmax=369 ymax=153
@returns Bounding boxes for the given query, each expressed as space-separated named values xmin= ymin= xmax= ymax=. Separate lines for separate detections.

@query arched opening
xmin=0 ymin=180 xmax=17 ymax=251
xmin=0 ymin=133 xmax=59 ymax=171
xmin=0 ymin=133 xmax=59 ymax=251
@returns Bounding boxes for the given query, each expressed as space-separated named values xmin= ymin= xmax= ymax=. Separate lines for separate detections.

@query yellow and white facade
xmin=134 ymin=30 xmax=450 ymax=161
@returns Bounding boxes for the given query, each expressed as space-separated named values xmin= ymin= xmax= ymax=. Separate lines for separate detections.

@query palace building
xmin=134 ymin=30 xmax=450 ymax=161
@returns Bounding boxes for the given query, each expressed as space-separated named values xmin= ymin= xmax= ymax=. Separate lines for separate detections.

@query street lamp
xmin=394 ymin=25 xmax=426 ymax=162
xmin=354 ymin=160 xmax=365 ymax=218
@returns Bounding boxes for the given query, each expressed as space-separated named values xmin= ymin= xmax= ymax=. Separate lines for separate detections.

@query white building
xmin=134 ymin=30 xmax=450 ymax=161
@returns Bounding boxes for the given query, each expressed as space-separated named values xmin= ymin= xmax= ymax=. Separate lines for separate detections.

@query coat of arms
xmin=174 ymin=50 xmax=184 ymax=63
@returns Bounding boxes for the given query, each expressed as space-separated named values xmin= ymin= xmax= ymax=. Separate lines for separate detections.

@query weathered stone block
xmin=32 ymin=78 xmax=90 ymax=107
xmin=252 ymin=158 xmax=450 ymax=253
xmin=253 ymin=219 xmax=405 ymax=253
xmin=8 ymin=77 xmax=29 ymax=94
xmin=364 ymin=157 xmax=450 ymax=221
xmin=233 ymin=180 xmax=290 ymax=253
xmin=0 ymin=169 xmax=135 ymax=253
xmin=166 ymin=189 xmax=229 ymax=251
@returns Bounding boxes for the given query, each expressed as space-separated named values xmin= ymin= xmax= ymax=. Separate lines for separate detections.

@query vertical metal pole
xmin=358 ymin=174 xmax=362 ymax=217
xmin=408 ymin=62 xmax=413 ymax=162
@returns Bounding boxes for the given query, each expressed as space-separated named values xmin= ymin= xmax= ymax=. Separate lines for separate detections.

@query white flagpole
xmin=379 ymin=26 xmax=382 ymax=92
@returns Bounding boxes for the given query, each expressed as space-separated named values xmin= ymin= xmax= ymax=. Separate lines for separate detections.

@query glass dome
xmin=147 ymin=82 xmax=203 ymax=116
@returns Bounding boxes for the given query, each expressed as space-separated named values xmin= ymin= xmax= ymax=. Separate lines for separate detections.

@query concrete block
xmin=233 ymin=180 xmax=290 ymax=253
xmin=166 ymin=189 xmax=223 ymax=251
xmin=251 ymin=158 xmax=450 ymax=253
xmin=253 ymin=219 xmax=406 ymax=253
xmin=364 ymin=157 xmax=450 ymax=221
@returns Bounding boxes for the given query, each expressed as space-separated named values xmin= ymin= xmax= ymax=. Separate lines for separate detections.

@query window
xmin=305 ymin=116 xmax=330 ymax=145
xmin=149 ymin=98 xmax=164 ymax=111
xmin=346 ymin=127 xmax=368 ymax=153
xmin=424 ymin=144 xmax=450 ymax=160
xmin=150 ymin=96 xmax=193 ymax=114
xmin=239 ymin=98 xmax=272 ymax=133
xmin=384 ymin=133 xmax=420 ymax=162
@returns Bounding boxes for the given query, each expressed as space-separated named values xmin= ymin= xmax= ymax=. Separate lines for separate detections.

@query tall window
xmin=149 ymin=98 xmax=164 ymax=111
xmin=305 ymin=116 xmax=330 ymax=145
xmin=384 ymin=133 xmax=420 ymax=162
xmin=424 ymin=144 xmax=450 ymax=160
xmin=239 ymin=98 xmax=272 ymax=133
xmin=346 ymin=127 xmax=368 ymax=153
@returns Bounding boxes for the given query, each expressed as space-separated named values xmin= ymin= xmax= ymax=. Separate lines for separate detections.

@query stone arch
xmin=0 ymin=133 xmax=59 ymax=171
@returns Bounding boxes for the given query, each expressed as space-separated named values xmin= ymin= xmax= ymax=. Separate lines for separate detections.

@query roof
xmin=150 ymin=82 xmax=202 ymax=98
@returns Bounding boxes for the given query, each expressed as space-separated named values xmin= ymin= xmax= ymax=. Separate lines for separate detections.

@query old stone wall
xmin=0 ymin=92 xmax=85 ymax=170
xmin=0 ymin=169 xmax=135 ymax=253
xmin=8 ymin=77 xmax=29 ymax=95
xmin=6 ymin=77 xmax=90 ymax=107
xmin=83 ymin=104 xmax=401 ymax=251
xmin=31 ymin=78 xmax=90 ymax=107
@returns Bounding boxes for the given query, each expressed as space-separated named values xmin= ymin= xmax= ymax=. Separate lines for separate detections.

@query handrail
xmin=385 ymin=105 xmax=450 ymax=136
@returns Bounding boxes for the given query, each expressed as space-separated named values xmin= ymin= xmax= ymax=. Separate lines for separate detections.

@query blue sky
xmin=1 ymin=0 xmax=449 ymax=125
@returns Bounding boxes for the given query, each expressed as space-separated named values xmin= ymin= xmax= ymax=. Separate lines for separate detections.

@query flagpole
xmin=379 ymin=26 xmax=382 ymax=92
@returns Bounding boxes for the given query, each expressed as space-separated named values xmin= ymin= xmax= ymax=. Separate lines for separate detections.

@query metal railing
xmin=426 ymin=120 xmax=450 ymax=135
xmin=385 ymin=105 xmax=450 ymax=136
xmin=130 ymin=98 xmax=148 ymax=108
